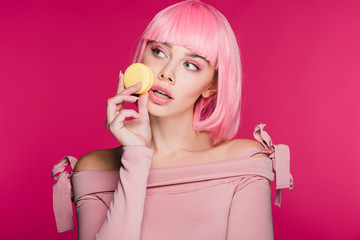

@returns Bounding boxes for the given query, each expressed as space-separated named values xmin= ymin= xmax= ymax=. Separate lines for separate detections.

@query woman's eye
xmin=152 ymin=48 xmax=166 ymax=57
xmin=184 ymin=62 xmax=200 ymax=71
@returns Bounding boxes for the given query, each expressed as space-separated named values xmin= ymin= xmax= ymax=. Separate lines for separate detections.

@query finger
xmin=109 ymin=94 xmax=139 ymax=105
xmin=106 ymin=95 xmax=139 ymax=126
xmin=107 ymin=95 xmax=139 ymax=124
xmin=114 ymin=94 xmax=139 ymax=112
xmin=116 ymin=71 xmax=125 ymax=94
xmin=109 ymin=109 xmax=141 ymax=130
xmin=137 ymin=92 xmax=149 ymax=116
xmin=118 ymin=81 xmax=142 ymax=96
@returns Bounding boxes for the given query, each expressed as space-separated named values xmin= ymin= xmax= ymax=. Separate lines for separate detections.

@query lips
xmin=149 ymin=85 xmax=174 ymax=105
xmin=151 ymin=85 xmax=173 ymax=98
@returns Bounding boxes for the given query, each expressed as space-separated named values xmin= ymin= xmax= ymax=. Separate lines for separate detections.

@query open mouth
xmin=153 ymin=90 xmax=172 ymax=99
xmin=149 ymin=85 xmax=174 ymax=105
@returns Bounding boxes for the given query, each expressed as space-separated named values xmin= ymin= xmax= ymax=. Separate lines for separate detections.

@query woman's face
xmin=142 ymin=41 xmax=216 ymax=118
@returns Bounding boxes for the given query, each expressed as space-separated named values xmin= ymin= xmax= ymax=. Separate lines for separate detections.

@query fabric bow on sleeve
xmin=254 ymin=123 xmax=294 ymax=207
xmin=51 ymin=156 xmax=78 ymax=232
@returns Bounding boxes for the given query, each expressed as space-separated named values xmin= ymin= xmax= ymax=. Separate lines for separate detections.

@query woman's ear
xmin=201 ymin=71 xmax=218 ymax=98
xmin=201 ymin=87 xmax=217 ymax=98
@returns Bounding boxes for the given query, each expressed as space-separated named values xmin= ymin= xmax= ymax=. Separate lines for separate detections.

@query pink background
xmin=1 ymin=0 xmax=359 ymax=239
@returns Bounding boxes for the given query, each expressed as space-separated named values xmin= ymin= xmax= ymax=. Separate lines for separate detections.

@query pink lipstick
xmin=149 ymin=85 xmax=174 ymax=105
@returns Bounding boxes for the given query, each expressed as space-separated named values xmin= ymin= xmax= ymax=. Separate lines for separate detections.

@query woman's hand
xmin=105 ymin=72 xmax=152 ymax=147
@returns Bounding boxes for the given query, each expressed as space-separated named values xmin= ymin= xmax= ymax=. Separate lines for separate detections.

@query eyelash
xmin=150 ymin=45 xmax=201 ymax=72
xmin=184 ymin=62 xmax=201 ymax=72
xmin=151 ymin=47 xmax=166 ymax=58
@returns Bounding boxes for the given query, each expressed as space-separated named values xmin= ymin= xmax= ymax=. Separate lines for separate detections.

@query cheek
xmin=142 ymin=56 xmax=161 ymax=76
xmin=141 ymin=53 xmax=151 ymax=67
xmin=179 ymin=77 xmax=210 ymax=99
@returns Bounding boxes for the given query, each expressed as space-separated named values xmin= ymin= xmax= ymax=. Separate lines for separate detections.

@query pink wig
xmin=133 ymin=0 xmax=242 ymax=144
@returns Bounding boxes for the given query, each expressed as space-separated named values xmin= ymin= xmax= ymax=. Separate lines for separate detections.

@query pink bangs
xmin=133 ymin=0 xmax=243 ymax=144
xmin=142 ymin=0 xmax=222 ymax=66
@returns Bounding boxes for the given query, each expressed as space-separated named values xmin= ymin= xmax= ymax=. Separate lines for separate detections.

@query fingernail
xmin=133 ymin=82 xmax=142 ymax=88
xmin=119 ymin=71 xmax=122 ymax=79
xmin=130 ymin=95 xmax=139 ymax=100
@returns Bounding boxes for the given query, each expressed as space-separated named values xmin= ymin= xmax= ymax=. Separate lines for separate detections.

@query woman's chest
xmin=140 ymin=179 xmax=237 ymax=240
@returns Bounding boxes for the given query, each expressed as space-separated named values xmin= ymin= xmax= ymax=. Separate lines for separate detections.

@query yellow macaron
xmin=123 ymin=63 xmax=154 ymax=94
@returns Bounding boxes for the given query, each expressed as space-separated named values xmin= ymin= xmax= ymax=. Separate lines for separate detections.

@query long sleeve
xmin=95 ymin=146 xmax=153 ymax=240
xmin=226 ymin=177 xmax=273 ymax=240
xmin=75 ymin=192 xmax=115 ymax=240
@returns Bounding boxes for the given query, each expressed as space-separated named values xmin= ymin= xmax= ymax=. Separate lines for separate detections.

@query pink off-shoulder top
xmin=51 ymin=123 xmax=293 ymax=240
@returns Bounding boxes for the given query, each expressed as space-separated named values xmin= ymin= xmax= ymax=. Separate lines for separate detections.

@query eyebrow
xmin=161 ymin=42 xmax=207 ymax=61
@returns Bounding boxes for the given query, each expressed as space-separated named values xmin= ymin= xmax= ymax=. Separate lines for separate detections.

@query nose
xmin=157 ymin=66 xmax=175 ymax=85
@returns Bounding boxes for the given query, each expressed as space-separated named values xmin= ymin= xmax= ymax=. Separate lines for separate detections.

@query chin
xmin=147 ymin=103 xmax=171 ymax=117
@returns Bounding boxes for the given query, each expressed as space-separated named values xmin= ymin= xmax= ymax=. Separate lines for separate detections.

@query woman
xmin=51 ymin=0 xmax=293 ymax=239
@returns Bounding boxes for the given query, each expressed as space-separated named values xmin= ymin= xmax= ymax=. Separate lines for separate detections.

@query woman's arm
xmin=226 ymin=177 xmax=273 ymax=240
xmin=95 ymin=146 xmax=152 ymax=240
xmin=73 ymin=146 xmax=153 ymax=240
xmin=75 ymin=192 xmax=114 ymax=240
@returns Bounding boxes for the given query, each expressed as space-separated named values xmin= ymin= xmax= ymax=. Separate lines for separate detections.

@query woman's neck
xmin=149 ymin=111 xmax=213 ymax=156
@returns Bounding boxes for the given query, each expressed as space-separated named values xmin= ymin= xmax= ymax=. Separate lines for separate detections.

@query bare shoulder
xmin=225 ymin=139 xmax=267 ymax=158
xmin=74 ymin=146 xmax=123 ymax=172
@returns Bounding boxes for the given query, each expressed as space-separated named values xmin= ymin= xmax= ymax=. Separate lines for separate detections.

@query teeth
xmin=154 ymin=90 xmax=170 ymax=99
